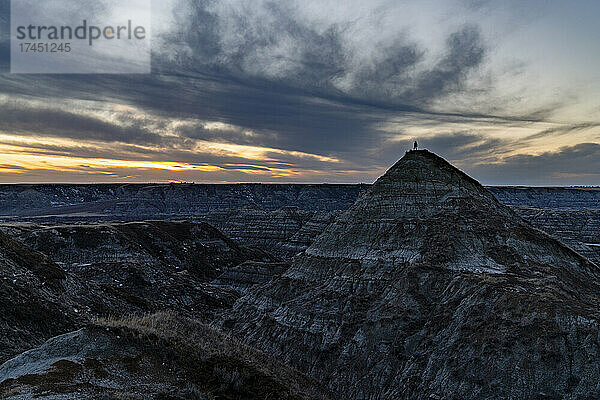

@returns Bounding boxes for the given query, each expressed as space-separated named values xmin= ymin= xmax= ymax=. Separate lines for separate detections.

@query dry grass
xmin=95 ymin=311 xmax=332 ymax=400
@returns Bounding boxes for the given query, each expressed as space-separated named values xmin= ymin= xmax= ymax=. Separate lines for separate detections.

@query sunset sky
xmin=0 ymin=0 xmax=599 ymax=185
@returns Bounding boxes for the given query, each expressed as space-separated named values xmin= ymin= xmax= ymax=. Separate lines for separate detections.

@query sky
xmin=0 ymin=0 xmax=599 ymax=185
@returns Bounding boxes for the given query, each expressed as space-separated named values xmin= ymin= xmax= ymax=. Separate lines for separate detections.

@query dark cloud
xmin=175 ymin=122 xmax=278 ymax=147
xmin=407 ymin=25 xmax=485 ymax=104
xmin=0 ymin=106 xmax=163 ymax=145
xmin=165 ymin=1 xmax=486 ymax=108
xmin=167 ymin=0 xmax=348 ymax=88
xmin=348 ymin=43 xmax=422 ymax=103
xmin=472 ymin=143 xmax=600 ymax=185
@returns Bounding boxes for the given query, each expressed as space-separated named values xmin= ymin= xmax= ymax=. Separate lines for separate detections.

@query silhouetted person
xmin=413 ymin=141 xmax=418 ymax=150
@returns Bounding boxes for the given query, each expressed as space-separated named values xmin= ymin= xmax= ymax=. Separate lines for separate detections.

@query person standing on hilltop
xmin=413 ymin=140 xmax=418 ymax=150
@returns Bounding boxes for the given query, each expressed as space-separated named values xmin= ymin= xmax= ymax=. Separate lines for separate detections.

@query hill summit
xmin=223 ymin=149 xmax=600 ymax=399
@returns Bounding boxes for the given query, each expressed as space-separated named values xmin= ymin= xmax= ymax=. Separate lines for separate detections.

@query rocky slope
xmin=212 ymin=261 xmax=290 ymax=294
xmin=203 ymin=207 xmax=339 ymax=259
xmin=204 ymin=206 xmax=600 ymax=265
xmin=200 ymin=193 xmax=599 ymax=265
xmin=0 ymin=221 xmax=287 ymax=363
xmin=0 ymin=312 xmax=333 ymax=400
xmin=489 ymin=186 xmax=600 ymax=209
xmin=6 ymin=220 xmax=261 ymax=279
xmin=0 ymin=183 xmax=366 ymax=220
xmin=515 ymin=207 xmax=600 ymax=266
xmin=1 ymin=221 xmax=267 ymax=320
xmin=0 ymin=231 xmax=82 ymax=363
xmin=222 ymin=150 xmax=600 ymax=399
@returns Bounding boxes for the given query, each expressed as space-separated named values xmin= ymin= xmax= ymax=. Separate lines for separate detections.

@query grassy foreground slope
xmin=0 ymin=311 xmax=333 ymax=400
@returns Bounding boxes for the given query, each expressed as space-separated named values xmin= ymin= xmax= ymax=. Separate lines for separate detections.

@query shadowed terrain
xmin=0 ymin=312 xmax=333 ymax=400
xmin=0 ymin=220 xmax=285 ymax=363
